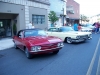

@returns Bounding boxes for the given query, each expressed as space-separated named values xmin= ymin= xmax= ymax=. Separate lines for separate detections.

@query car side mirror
xmin=19 ymin=35 xmax=23 ymax=38
xmin=19 ymin=35 xmax=21 ymax=38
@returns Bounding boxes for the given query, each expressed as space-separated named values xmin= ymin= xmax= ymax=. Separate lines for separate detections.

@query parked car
xmin=13 ymin=28 xmax=64 ymax=59
xmin=46 ymin=26 xmax=92 ymax=44
xmin=81 ymin=24 xmax=95 ymax=32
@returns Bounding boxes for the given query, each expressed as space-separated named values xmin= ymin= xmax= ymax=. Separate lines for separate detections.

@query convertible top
xmin=19 ymin=28 xmax=43 ymax=32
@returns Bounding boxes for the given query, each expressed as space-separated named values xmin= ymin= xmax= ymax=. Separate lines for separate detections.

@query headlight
xmin=57 ymin=42 xmax=64 ymax=47
xmin=60 ymin=42 xmax=64 ymax=46
xmin=76 ymin=36 xmax=80 ymax=39
xmin=88 ymin=34 xmax=92 ymax=37
xmin=31 ymin=46 xmax=41 ymax=51
xmin=37 ymin=46 xmax=41 ymax=50
xmin=31 ymin=46 xmax=36 ymax=51
xmin=57 ymin=43 xmax=61 ymax=47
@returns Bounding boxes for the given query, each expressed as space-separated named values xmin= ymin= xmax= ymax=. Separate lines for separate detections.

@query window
xmin=48 ymin=28 xmax=59 ymax=32
xmin=32 ymin=15 xmax=45 ymax=24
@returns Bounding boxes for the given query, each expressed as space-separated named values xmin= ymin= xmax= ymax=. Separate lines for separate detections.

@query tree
xmin=97 ymin=18 xmax=100 ymax=22
xmin=48 ymin=11 xmax=58 ymax=26
xmin=80 ymin=14 xmax=89 ymax=23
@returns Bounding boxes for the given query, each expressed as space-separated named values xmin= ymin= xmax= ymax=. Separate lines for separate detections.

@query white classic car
xmin=46 ymin=26 xmax=92 ymax=44
xmin=81 ymin=24 xmax=95 ymax=32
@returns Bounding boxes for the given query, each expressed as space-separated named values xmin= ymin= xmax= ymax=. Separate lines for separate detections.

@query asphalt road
xmin=0 ymin=34 xmax=100 ymax=75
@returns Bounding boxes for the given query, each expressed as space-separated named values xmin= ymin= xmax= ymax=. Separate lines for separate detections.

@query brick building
xmin=66 ymin=0 xmax=80 ymax=25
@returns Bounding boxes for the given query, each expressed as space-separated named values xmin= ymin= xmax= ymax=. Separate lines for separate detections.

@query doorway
xmin=0 ymin=19 xmax=12 ymax=38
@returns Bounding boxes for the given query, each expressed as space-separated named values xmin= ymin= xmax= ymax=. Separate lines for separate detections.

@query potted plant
xmin=13 ymin=23 xmax=17 ymax=35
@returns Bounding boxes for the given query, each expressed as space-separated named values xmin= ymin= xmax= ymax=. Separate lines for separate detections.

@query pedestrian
xmin=73 ymin=21 xmax=78 ymax=31
xmin=78 ymin=24 xmax=82 ymax=31
xmin=31 ymin=23 xmax=35 ymax=28
xmin=94 ymin=22 xmax=99 ymax=34
xmin=98 ymin=22 xmax=100 ymax=33
xmin=28 ymin=22 xmax=34 ymax=29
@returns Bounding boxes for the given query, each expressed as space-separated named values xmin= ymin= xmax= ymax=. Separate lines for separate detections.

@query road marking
xmin=86 ymin=38 xmax=100 ymax=75
xmin=96 ymin=56 xmax=100 ymax=75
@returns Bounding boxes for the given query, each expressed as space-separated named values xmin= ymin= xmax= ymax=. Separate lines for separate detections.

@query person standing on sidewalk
xmin=28 ymin=22 xmax=34 ymax=29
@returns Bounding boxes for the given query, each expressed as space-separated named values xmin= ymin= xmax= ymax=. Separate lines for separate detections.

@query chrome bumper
xmin=72 ymin=37 xmax=91 ymax=42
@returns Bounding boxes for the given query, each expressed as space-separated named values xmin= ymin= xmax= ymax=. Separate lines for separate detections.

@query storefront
xmin=0 ymin=0 xmax=50 ymax=38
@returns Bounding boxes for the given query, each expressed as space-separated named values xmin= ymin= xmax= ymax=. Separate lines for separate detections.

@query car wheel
xmin=25 ymin=48 xmax=32 ymax=59
xmin=14 ymin=43 xmax=18 ymax=49
xmin=53 ymin=50 xmax=59 ymax=54
xmin=66 ymin=37 xmax=72 ymax=44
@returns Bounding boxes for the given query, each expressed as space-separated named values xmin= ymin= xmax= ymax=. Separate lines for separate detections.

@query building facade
xmin=66 ymin=0 xmax=80 ymax=25
xmin=0 ymin=0 xmax=50 ymax=38
xmin=49 ymin=0 xmax=67 ymax=27
xmin=89 ymin=14 xmax=100 ymax=24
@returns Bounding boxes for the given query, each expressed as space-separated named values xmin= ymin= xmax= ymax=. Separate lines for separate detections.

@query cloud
xmin=74 ymin=0 xmax=100 ymax=17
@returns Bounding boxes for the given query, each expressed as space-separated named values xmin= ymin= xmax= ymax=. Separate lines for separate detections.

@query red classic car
xmin=13 ymin=28 xmax=64 ymax=59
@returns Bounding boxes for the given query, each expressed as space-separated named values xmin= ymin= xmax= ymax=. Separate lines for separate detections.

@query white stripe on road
xmin=86 ymin=38 xmax=100 ymax=75
xmin=96 ymin=56 xmax=100 ymax=75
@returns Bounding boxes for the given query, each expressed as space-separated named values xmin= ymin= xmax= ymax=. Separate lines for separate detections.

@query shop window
xmin=32 ymin=15 xmax=45 ymax=24
xmin=0 ymin=22 xmax=3 ymax=27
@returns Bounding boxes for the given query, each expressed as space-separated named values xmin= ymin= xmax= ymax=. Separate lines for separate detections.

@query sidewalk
xmin=0 ymin=38 xmax=14 ymax=50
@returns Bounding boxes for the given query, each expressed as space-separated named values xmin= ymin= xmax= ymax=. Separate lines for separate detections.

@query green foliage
xmin=13 ymin=23 xmax=17 ymax=31
xmin=97 ymin=18 xmax=100 ymax=21
xmin=80 ymin=14 xmax=89 ymax=22
xmin=48 ymin=11 xmax=58 ymax=24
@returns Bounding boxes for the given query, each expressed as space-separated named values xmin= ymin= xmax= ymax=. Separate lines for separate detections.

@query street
xmin=0 ymin=34 xmax=100 ymax=75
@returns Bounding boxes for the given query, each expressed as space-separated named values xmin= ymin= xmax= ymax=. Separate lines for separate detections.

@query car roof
xmin=20 ymin=28 xmax=43 ymax=31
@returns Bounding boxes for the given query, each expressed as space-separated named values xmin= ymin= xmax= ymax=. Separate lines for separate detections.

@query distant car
xmin=13 ymin=28 xmax=64 ymax=59
xmin=81 ymin=24 xmax=95 ymax=32
xmin=46 ymin=26 xmax=92 ymax=44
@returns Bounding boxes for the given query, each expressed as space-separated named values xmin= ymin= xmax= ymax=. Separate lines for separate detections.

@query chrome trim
xmin=30 ymin=45 xmax=64 ymax=52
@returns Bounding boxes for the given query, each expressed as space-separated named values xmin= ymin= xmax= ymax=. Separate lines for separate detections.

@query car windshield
xmin=24 ymin=30 xmax=47 ymax=37
xmin=87 ymin=24 xmax=93 ymax=27
xmin=47 ymin=28 xmax=59 ymax=32
xmin=60 ymin=27 xmax=74 ymax=32
xmin=83 ymin=24 xmax=92 ymax=27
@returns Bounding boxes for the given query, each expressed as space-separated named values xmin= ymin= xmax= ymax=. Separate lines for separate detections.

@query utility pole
xmin=62 ymin=0 xmax=67 ymax=26
xmin=63 ymin=7 xmax=64 ymax=26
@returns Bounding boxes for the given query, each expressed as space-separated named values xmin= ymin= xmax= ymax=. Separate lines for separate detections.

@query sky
xmin=74 ymin=0 xmax=100 ymax=17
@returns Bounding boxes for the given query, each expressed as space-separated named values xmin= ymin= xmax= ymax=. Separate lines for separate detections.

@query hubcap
xmin=67 ymin=38 xmax=72 ymax=43
xmin=14 ymin=43 xmax=17 ymax=48
xmin=25 ymin=49 xmax=29 ymax=57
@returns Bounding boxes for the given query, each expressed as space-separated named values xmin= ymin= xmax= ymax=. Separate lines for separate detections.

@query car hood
xmin=82 ymin=26 xmax=95 ymax=29
xmin=25 ymin=36 xmax=62 ymax=46
xmin=81 ymin=27 xmax=93 ymax=30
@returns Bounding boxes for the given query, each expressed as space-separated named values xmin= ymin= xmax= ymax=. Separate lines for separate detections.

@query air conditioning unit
xmin=69 ymin=10 xmax=74 ymax=14
xmin=67 ymin=10 xmax=74 ymax=14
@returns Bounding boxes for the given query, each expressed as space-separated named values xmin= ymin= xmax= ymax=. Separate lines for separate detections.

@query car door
xmin=16 ymin=31 xmax=25 ymax=50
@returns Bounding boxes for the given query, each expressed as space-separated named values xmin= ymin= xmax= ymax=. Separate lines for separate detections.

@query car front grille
xmin=80 ymin=35 xmax=88 ymax=39
xmin=40 ymin=43 xmax=58 ymax=50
